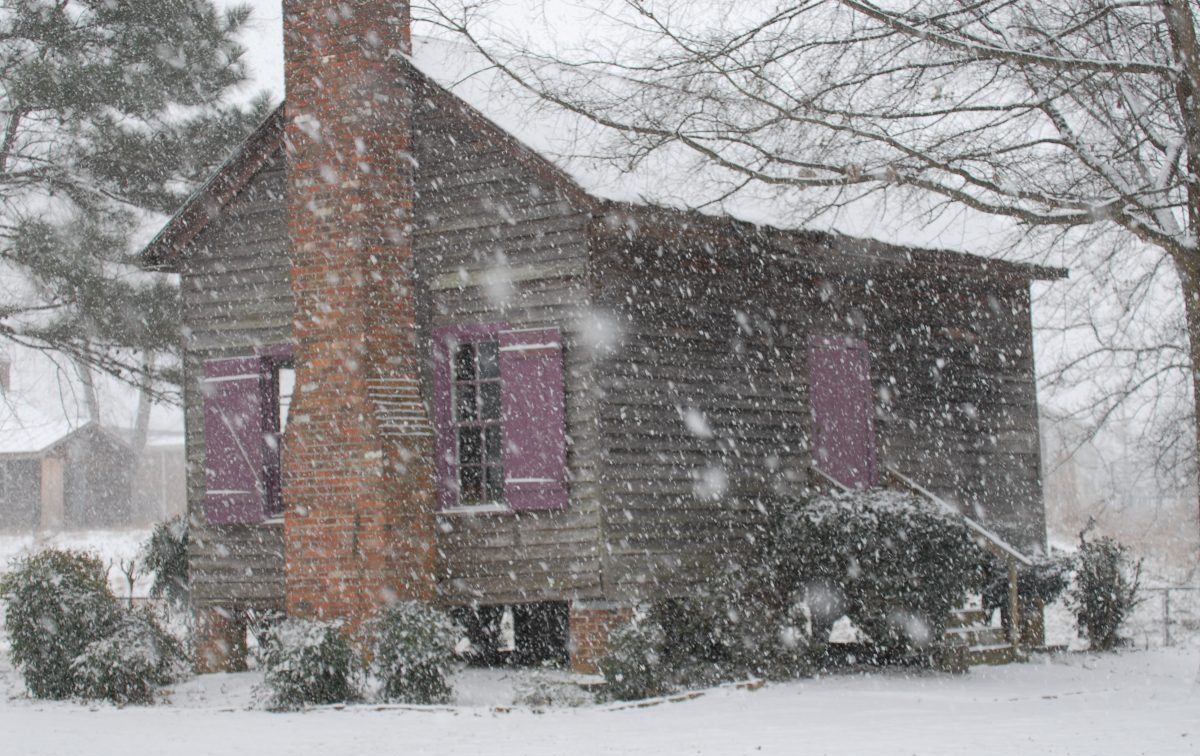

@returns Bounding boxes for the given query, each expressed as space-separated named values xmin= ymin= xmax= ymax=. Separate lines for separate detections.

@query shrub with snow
xmin=369 ymin=601 xmax=461 ymax=705
xmin=1070 ymin=535 xmax=1141 ymax=651
xmin=73 ymin=607 xmax=184 ymax=705
xmin=142 ymin=516 xmax=189 ymax=607
xmin=652 ymin=577 xmax=818 ymax=686
xmin=597 ymin=615 xmax=669 ymax=701
xmin=766 ymin=490 xmax=984 ymax=659
xmin=982 ymin=551 xmax=1071 ymax=640
xmin=261 ymin=618 xmax=359 ymax=710
xmin=0 ymin=549 xmax=122 ymax=699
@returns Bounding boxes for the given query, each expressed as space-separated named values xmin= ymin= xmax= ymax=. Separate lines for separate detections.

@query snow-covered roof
xmin=405 ymin=37 xmax=1016 ymax=251
xmin=0 ymin=394 xmax=83 ymax=457
xmin=142 ymin=35 xmax=1063 ymax=281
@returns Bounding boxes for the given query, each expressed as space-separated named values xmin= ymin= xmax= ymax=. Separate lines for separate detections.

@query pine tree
xmin=0 ymin=0 xmax=270 ymax=388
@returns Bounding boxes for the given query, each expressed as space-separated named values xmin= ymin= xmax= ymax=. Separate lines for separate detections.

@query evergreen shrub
xmin=0 ymin=550 xmax=122 ymax=699
xmin=651 ymin=577 xmax=818 ymax=687
xmin=369 ymin=601 xmax=461 ymax=705
xmin=982 ymin=552 xmax=1072 ymax=615
xmin=261 ymin=618 xmax=359 ymax=709
xmin=73 ymin=607 xmax=184 ymax=705
xmin=597 ymin=615 xmax=669 ymax=701
xmin=1069 ymin=535 xmax=1141 ymax=651
xmin=765 ymin=490 xmax=984 ymax=659
xmin=142 ymin=516 xmax=189 ymax=606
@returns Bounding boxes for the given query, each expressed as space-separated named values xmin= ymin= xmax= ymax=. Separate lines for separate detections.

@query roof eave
xmin=594 ymin=202 xmax=1068 ymax=283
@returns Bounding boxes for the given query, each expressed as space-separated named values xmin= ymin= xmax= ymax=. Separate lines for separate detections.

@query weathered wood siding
xmin=179 ymin=150 xmax=289 ymax=610
xmin=591 ymin=223 xmax=1048 ymax=602
xmin=590 ymin=230 xmax=807 ymax=601
xmin=868 ymin=278 xmax=1046 ymax=550
xmin=413 ymin=76 xmax=604 ymax=605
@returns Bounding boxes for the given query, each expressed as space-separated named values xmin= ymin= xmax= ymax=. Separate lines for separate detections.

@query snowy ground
xmin=2 ymin=531 xmax=1198 ymax=755
xmin=0 ymin=644 xmax=1196 ymax=756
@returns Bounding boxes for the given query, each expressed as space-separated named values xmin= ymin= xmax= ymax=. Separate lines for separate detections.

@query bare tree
xmin=424 ymin=0 xmax=1200 ymax=527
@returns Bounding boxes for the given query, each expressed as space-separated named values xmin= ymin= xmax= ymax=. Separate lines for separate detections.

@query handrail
xmin=808 ymin=464 xmax=853 ymax=493
xmin=882 ymin=466 xmax=1032 ymax=567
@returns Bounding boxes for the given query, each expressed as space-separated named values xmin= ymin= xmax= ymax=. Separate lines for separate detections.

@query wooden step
xmin=964 ymin=643 xmax=1021 ymax=666
xmin=943 ymin=625 xmax=1008 ymax=648
xmin=938 ymin=607 xmax=1021 ymax=670
xmin=945 ymin=608 xmax=989 ymax=629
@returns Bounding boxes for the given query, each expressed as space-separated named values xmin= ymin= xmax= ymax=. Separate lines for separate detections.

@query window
xmin=433 ymin=324 xmax=568 ymax=512
xmin=200 ymin=348 xmax=292 ymax=525
xmin=452 ymin=338 xmax=504 ymax=505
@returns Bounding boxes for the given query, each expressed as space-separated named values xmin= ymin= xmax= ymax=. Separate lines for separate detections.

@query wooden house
xmin=141 ymin=4 xmax=1062 ymax=673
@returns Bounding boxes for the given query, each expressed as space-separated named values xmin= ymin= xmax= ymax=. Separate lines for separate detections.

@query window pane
xmin=484 ymin=465 xmax=504 ymax=501
xmin=277 ymin=367 xmax=295 ymax=432
xmin=455 ymin=383 xmax=477 ymax=421
xmin=485 ymin=425 xmax=502 ymax=461
xmin=454 ymin=343 xmax=475 ymax=381
xmin=480 ymin=381 xmax=501 ymax=421
xmin=459 ymin=427 xmax=482 ymax=467
xmin=478 ymin=340 xmax=500 ymax=379
xmin=460 ymin=465 xmax=482 ymax=504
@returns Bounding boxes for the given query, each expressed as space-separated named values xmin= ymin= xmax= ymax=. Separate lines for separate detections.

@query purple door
xmin=809 ymin=336 xmax=878 ymax=489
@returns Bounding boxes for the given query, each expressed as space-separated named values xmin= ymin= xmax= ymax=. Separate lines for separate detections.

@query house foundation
xmin=568 ymin=601 xmax=633 ymax=674
xmin=195 ymin=606 xmax=248 ymax=674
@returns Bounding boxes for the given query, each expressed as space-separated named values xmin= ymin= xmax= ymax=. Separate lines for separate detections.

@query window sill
xmin=436 ymin=503 xmax=512 ymax=517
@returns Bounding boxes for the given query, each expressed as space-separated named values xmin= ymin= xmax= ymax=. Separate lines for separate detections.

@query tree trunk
xmin=131 ymin=353 xmax=155 ymax=458
xmin=1174 ymin=254 xmax=1200 ymax=537
xmin=75 ymin=357 xmax=100 ymax=424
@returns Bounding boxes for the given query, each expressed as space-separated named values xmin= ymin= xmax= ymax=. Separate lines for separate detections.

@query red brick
xmin=281 ymin=0 xmax=435 ymax=630
xmin=568 ymin=602 xmax=634 ymax=674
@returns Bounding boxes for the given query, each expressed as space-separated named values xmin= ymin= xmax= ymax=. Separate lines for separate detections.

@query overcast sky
xmin=224 ymin=0 xmax=284 ymax=101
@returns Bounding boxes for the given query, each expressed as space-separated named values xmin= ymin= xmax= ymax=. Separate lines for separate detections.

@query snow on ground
xmin=0 ymin=528 xmax=154 ymax=597
xmin=2 ymin=644 xmax=1197 ymax=756
xmin=2 ymin=530 xmax=1197 ymax=755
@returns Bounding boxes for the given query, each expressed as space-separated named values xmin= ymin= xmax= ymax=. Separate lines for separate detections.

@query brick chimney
xmin=281 ymin=0 xmax=436 ymax=622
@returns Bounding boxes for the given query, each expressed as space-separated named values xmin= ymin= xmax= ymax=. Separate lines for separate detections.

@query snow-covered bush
xmin=368 ymin=602 xmax=460 ymax=704
xmin=981 ymin=551 xmax=1071 ymax=641
xmin=1070 ymin=535 xmax=1141 ymax=651
xmin=597 ymin=615 xmax=669 ymax=701
xmin=766 ymin=490 xmax=984 ymax=659
xmin=0 ymin=549 xmax=122 ymax=699
xmin=982 ymin=552 xmax=1071 ymax=615
xmin=261 ymin=619 xmax=359 ymax=709
xmin=73 ymin=607 xmax=185 ymax=705
xmin=142 ymin=516 xmax=189 ymax=607
xmin=652 ymin=577 xmax=818 ymax=686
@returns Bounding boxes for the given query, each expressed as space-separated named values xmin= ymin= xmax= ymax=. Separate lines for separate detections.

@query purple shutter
xmin=499 ymin=327 xmax=568 ymax=510
xmin=201 ymin=357 xmax=269 ymax=524
xmin=809 ymin=336 xmax=878 ymax=489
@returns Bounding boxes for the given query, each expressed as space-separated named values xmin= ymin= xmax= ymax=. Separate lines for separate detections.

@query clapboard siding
xmin=413 ymin=76 xmax=605 ymax=605
xmin=591 ymin=239 xmax=802 ymax=600
xmin=590 ymin=224 xmax=1048 ymax=601
xmin=180 ymin=153 xmax=291 ymax=612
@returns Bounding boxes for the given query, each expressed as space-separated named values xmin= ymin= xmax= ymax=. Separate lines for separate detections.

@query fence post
xmin=1007 ymin=558 xmax=1020 ymax=646
xmin=1163 ymin=589 xmax=1171 ymax=647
